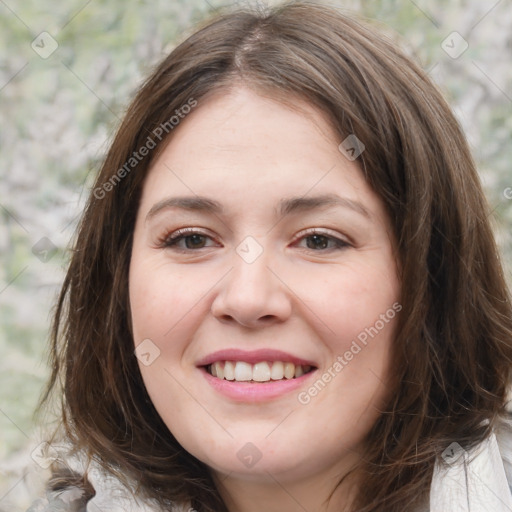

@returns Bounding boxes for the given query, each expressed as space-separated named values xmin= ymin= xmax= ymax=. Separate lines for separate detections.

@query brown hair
xmin=39 ymin=1 xmax=512 ymax=511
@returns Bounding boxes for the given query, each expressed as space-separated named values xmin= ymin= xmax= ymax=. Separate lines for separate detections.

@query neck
xmin=212 ymin=464 xmax=360 ymax=512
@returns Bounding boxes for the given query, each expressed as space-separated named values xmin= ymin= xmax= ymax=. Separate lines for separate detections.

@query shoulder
xmin=23 ymin=442 xmax=190 ymax=512
xmin=495 ymin=411 xmax=512 ymax=493
xmin=428 ymin=411 xmax=512 ymax=511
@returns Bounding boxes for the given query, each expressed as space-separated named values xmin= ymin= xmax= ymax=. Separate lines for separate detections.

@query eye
xmin=293 ymin=229 xmax=351 ymax=251
xmin=159 ymin=228 xmax=218 ymax=251
xmin=158 ymin=227 xmax=351 ymax=252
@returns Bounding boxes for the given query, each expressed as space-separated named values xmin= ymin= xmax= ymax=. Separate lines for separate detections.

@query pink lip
xmin=196 ymin=349 xmax=317 ymax=367
xmin=200 ymin=367 xmax=317 ymax=402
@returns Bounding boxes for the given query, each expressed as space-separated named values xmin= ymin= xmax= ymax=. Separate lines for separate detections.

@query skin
xmin=129 ymin=85 xmax=401 ymax=512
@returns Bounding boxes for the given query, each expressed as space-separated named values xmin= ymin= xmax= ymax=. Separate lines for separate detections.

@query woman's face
xmin=129 ymin=86 xmax=401 ymax=485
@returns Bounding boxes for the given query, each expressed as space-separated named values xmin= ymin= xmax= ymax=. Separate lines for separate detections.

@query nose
xmin=210 ymin=245 xmax=293 ymax=329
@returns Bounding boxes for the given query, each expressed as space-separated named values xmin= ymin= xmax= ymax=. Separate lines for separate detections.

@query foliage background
xmin=1 ymin=0 xmax=511 ymax=508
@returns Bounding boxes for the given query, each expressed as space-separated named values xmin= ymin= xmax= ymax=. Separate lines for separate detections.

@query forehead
xmin=163 ymin=88 xmax=336 ymax=163
xmin=140 ymin=87 xmax=373 ymax=206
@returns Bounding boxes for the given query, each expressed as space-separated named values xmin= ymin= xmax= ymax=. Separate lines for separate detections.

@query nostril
xmin=216 ymin=314 xmax=235 ymax=323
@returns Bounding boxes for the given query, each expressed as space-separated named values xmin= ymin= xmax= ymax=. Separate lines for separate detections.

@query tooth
xmin=284 ymin=362 xmax=295 ymax=379
xmin=224 ymin=361 xmax=235 ymax=380
xmin=253 ymin=362 xmax=271 ymax=382
xmin=214 ymin=362 xmax=224 ymax=379
xmin=234 ymin=361 xmax=252 ymax=381
xmin=270 ymin=361 xmax=284 ymax=380
xmin=215 ymin=360 xmax=308 ymax=381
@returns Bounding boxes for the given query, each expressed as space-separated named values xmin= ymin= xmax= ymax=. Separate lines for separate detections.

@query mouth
xmin=204 ymin=360 xmax=316 ymax=383
xmin=196 ymin=349 xmax=318 ymax=400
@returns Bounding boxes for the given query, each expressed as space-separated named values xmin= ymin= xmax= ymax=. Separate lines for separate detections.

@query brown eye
xmin=295 ymin=230 xmax=351 ymax=251
xmin=161 ymin=229 xmax=218 ymax=251
xmin=169 ymin=233 xmax=208 ymax=249
xmin=306 ymin=234 xmax=329 ymax=250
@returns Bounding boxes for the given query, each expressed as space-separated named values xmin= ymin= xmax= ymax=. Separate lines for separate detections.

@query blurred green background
xmin=1 ymin=0 xmax=511 ymax=508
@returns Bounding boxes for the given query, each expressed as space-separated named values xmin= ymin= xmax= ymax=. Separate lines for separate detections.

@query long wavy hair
xmin=39 ymin=2 xmax=512 ymax=511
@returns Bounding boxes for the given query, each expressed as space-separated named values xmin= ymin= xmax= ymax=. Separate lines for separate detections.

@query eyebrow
xmin=145 ymin=193 xmax=371 ymax=221
xmin=278 ymin=194 xmax=370 ymax=218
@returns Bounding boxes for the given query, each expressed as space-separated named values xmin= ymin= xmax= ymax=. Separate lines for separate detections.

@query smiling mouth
xmin=205 ymin=361 xmax=316 ymax=382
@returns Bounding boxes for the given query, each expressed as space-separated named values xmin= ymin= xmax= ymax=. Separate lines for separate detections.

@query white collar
xmin=429 ymin=424 xmax=512 ymax=511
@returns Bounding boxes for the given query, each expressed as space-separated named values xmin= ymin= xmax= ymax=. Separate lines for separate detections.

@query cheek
xmin=129 ymin=259 xmax=199 ymax=429
xmin=298 ymin=260 xmax=400 ymax=345
xmin=129 ymin=256 xmax=199 ymax=344
xmin=129 ymin=257 xmax=217 ymax=394
xmin=317 ymin=272 xmax=399 ymax=418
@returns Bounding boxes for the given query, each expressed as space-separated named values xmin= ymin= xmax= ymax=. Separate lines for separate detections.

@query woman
xmin=27 ymin=1 xmax=512 ymax=511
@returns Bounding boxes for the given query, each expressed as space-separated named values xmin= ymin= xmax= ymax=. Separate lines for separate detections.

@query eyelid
xmin=291 ymin=227 xmax=351 ymax=246
xmin=158 ymin=226 xmax=352 ymax=251
xmin=158 ymin=227 xmax=219 ymax=248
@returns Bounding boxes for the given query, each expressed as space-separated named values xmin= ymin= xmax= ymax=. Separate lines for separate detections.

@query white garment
xmin=25 ymin=451 xmax=189 ymax=512
xmin=429 ymin=418 xmax=512 ymax=511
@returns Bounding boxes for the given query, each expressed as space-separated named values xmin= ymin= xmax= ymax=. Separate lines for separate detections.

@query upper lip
xmin=196 ymin=349 xmax=317 ymax=368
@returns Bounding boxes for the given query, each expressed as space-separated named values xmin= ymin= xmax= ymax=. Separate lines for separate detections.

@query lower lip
xmin=200 ymin=367 xmax=317 ymax=402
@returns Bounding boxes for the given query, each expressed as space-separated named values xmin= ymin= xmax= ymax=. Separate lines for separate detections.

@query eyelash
xmin=158 ymin=227 xmax=351 ymax=253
